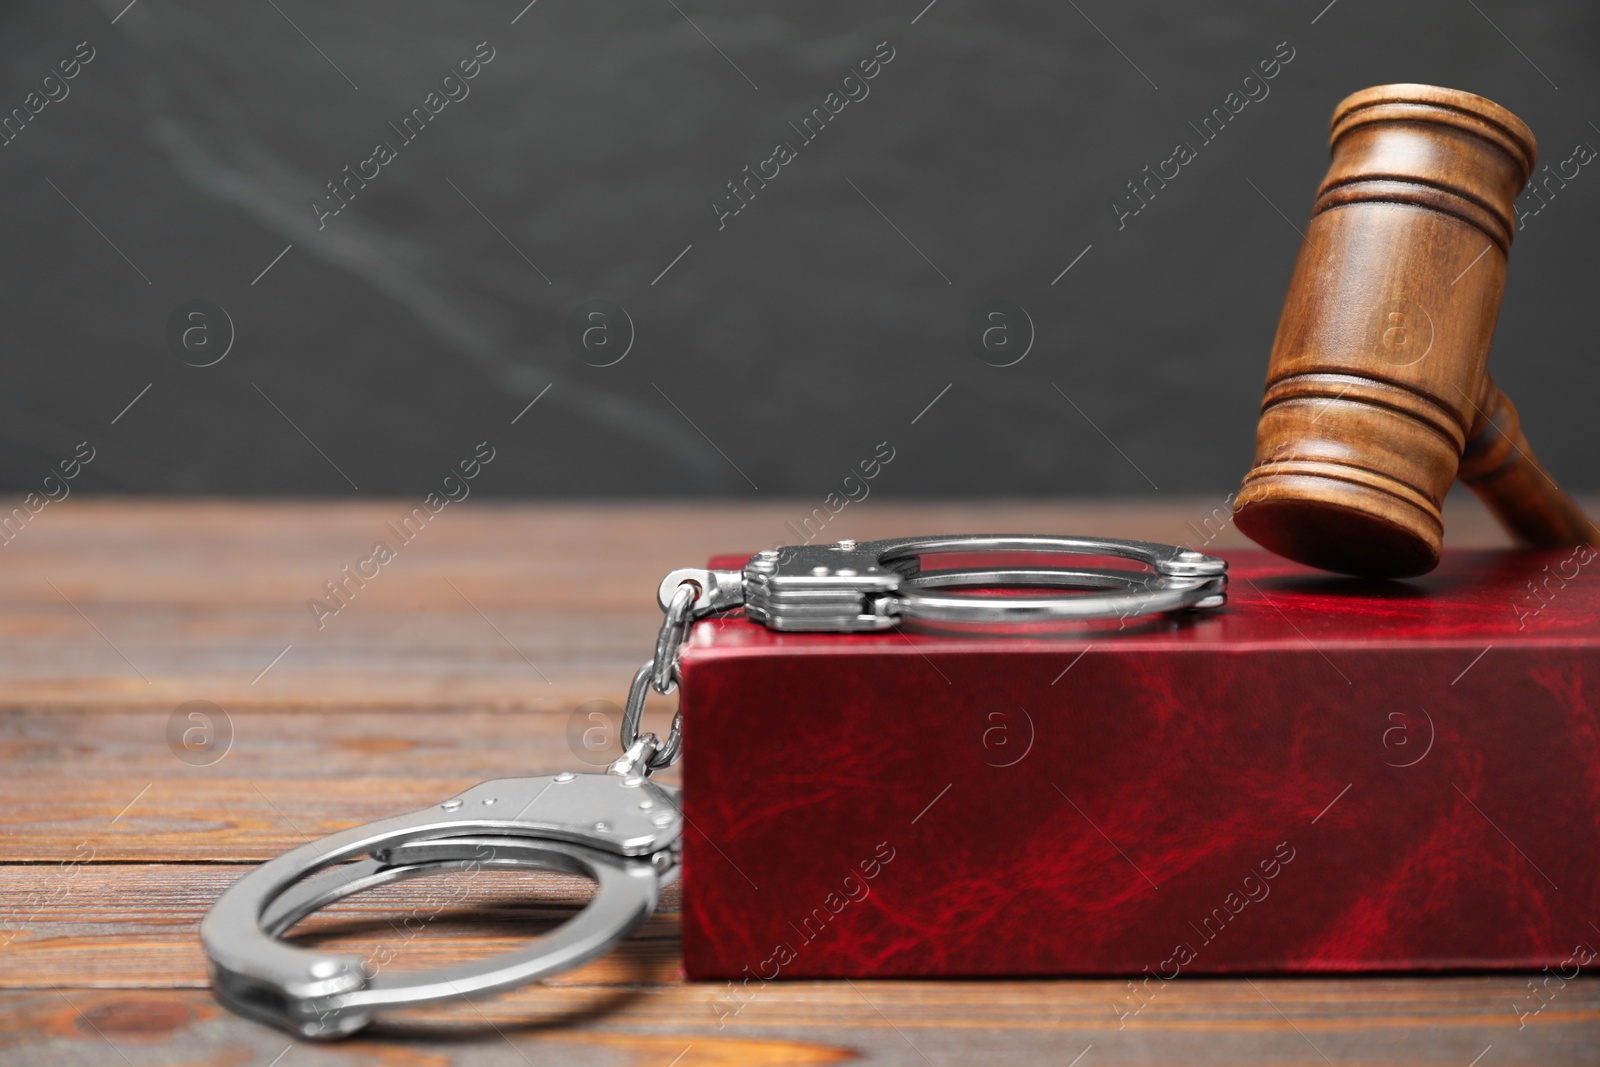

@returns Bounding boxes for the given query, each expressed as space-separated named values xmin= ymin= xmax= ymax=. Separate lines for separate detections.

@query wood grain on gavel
xmin=1234 ymin=83 xmax=1600 ymax=578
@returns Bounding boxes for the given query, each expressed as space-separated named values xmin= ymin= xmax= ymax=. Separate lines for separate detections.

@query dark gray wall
xmin=3 ymin=0 xmax=1596 ymax=497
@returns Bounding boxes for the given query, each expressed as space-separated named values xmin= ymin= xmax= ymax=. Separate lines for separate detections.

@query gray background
xmin=3 ymin=0 xmax=1596 ymax=498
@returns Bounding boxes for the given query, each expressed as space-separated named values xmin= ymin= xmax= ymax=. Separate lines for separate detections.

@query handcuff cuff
xmin=201 ymin=535 xmax=1226 ymax=1038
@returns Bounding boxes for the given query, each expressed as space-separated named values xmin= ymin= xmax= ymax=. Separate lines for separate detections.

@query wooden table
xmin=3 ymin=499 xmax=1595 ymax=1065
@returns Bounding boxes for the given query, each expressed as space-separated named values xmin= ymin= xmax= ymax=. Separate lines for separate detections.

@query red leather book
xmin=677 ymin=547 xmax=1600 ymax=988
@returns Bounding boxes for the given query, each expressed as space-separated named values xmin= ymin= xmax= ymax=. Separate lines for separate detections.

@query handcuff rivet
xmin=594 ymin=821 xmax=611 ymax=833
xmin=554 ymin=772 xmax=576 ymax=783
xmin=440 ymin=799 xmax=463 ymax=811
xmin=638 ymin=799 xmax=655 ymax=810
xmin=651 ymin=813 xmax=674 ymax=827
xmin=835 ymin=539 xmax=857 ymax=550
xmin=836 ymin=568 xmax=857 ymax=577
xmin=811 ymin=566 xmax=830 ymax=576
xmin=481 ymin=797 xmax=497 ymax=806
xmin=621 ymin=776 xmax=644 ymax=788
xmin=757 ymin=549 xmax=779 ymax=559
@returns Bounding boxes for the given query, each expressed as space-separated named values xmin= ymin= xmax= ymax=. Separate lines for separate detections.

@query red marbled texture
xmin=678 ymin=549 xmax=1600 ymax=979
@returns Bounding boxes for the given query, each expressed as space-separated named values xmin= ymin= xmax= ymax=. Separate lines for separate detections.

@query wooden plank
xmin=0 ymin=864 xmax=681 ymax=990
xmin=0 ymin=708 xmax=679 ymax=779
xmin=0 ymin=777 xmax=667 ymax=862
xmin=1 ymin=980 xmax=1596 ymax=1066
xmin=0 ymin=497 xmax=1526 ymax=710
xmin=3 ymin=858 xmax=1596 ymax=1061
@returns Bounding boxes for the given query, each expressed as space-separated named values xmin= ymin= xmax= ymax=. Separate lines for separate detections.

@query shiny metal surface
xmin=741 ymin=535 xmax=1226 ymax=630
xmin=651 ymin=583 xmax=697 ymax=693
xmin=201 ymin=774 xmax=679 ymax=1039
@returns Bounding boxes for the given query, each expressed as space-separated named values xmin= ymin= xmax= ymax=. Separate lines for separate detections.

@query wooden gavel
xmin=1234 ymin=83 xmax=1599 ymax=578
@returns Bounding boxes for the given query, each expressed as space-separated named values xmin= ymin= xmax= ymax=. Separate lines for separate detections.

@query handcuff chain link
xmin=619 ymin=581 xmax=697 ymax=773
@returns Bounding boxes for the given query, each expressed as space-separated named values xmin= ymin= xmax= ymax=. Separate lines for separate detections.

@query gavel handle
xmin=1458 ymin=375 xmax=1600 ymax=546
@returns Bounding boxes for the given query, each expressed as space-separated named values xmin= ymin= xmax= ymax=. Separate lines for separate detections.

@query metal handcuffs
xmin=202 ymin=535 xmax=1225 ymax=1038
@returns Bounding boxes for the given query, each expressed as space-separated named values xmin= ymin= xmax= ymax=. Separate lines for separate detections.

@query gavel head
xmin=1233 ymin=84 xmax=1537 ymax=578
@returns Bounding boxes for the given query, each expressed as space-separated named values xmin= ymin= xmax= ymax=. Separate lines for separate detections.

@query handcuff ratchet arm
xmin=200 ymin=773 xmax=680 ymax=1039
